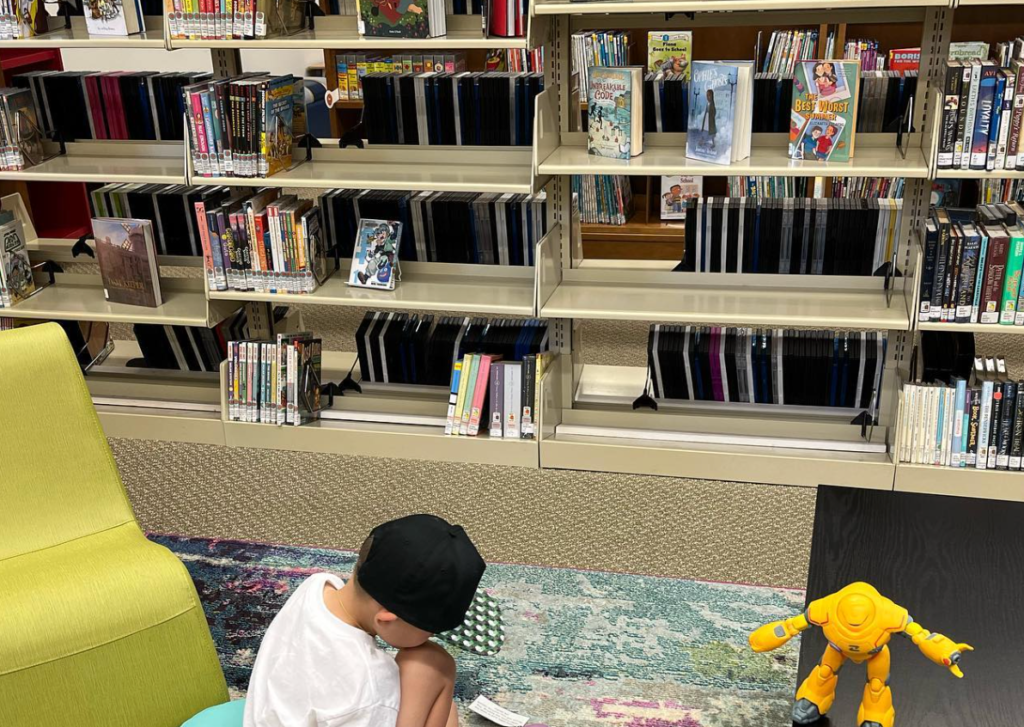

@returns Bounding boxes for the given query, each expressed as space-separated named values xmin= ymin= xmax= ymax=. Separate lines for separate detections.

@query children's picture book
xmin=0 ymin=217 xmax=34 ymax=308
xmin=888 ymin=48 xmax=921 ymax=73
xmin=349 ymin=218 xmax=401 ymax=290
xmin=660 ymin=176 xmax=702 ymax=220
xmin=586 ymin=66 xmax=644 ymax=159
xmin=92 ymin=217 xmax=163 ymax=308
xmin=686 ymin=60 xmax=753 ymax=165
xmin=84 ymin=0 xmax=144 ymax=35
xmin=789 ymin=60 xmax=860 ymax=163
xmin=0 ymin=89 xmax=44 ymax=170
xmin=356 ymin=0 xmax=442 ymax=38
xmin=647 ymin=31 xmax=692 ymax=80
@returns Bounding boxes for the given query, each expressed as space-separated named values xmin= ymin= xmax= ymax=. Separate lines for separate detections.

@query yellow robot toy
xmin=749 ymin=582 xmax=973 ymax=727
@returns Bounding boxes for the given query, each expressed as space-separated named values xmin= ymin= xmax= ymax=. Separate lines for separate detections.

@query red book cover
xmin=103 ymin=74 xmax=128 ymax=140
xmin=84 ymin=75 xmax=108 ymax=139
xmin=488 ymin=0 xmax=509 ymax=38
xmin=889 ymin=48 xmax=921 ymax=73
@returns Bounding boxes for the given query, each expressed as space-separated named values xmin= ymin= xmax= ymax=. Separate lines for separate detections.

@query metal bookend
xmin=71 ymin=235 xmax=96 ymax=259
xmin=896 ymin=96 xmax=914 ymax=161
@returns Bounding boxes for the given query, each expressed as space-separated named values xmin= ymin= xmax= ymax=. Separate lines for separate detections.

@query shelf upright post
xmin=211 ymin=48 xmax=243 ymax=79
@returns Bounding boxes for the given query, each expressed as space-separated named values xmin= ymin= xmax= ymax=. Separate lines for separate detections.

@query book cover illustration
xmin=686 ymin=61 xmax=737 ymax=165
xmin=647 ymin=31 xmax=692 ymax=80
xmin=789 ymin=60 xmax=858 ymax=163
xmin=0 ymin=218 xmax=34 ymax=307
xmin=262 ymin=76 xmax=294 ymax=177
xmin=349 ymin=218 xmax=401 ymax=290
xmin=357 ymin=0 xmax=429 ymax=38
xmin=587 ymin=67 xmax=636 ymax=159
xmin=948 ymin=41 xmax=989 ymax=62
xmin=1 ymin=89 xmax=44 ymax=169
xmin=93 ymin=217 xmax=162 ymax=307
xmin=660 ymin=175 xmax=701 ymax=220
xmin=84 ymin=0 xmax=132 ymax=35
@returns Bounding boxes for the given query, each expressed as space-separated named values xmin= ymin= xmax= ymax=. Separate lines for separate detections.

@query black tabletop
xmin=794 ymin=485 xmax=1024 ymax=727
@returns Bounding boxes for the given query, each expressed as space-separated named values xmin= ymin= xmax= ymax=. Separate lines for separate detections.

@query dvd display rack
xmin=2 ymin=0 xmax=1023 ymax=503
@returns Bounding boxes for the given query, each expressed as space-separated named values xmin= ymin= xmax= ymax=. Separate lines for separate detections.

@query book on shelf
xmin=92 ymin=218 xmax=163 ymax=308
xmin=0 ymin=0 xmax=47 ymax=39
xmin=760 ymin=29 xmax=820 ymax=76
xmin=789 ymin=60 xmax=860 ymax=163
xmin=14 ymin=71 xmax=211 ymax=143
xmin=898 ymin=356 xmax=1024 ymax=472
xmin=0 ymin=218 xmax=34 ymax=309
xmin=571 ymin=30 xmax=631 ymax=99
xmin=356 ymin=0 xmax=445 ymax=39
xmin=166 ymin=0 xmax=305 ymax=40
xmin=949 ymin=42 xmax=990 ymax=62
xmin=660 ymin=176 xmax=701 ymax=221
xmin=86 ymin=0 xmax=146 ymax=36
xmin=686 ymin=60 xmax=753 ymax=166
xmin=675 ymin=197 xmax=902 ymax=275
xmin=321 ymin=189 xmax=545 ymax=266
xmin=355 ymin=311 xmax=548 ymax=388
xmin=132 ymin=315 xmax=246 ymax=372
xmin=0 ymin=88 xmax=44 ymax=172
xmin=646 ymin=326 xmax=886 ymax=416
xmin=888 ymin=48 xmax=921 ymax=73
xmin=226 ymin=334 xmax=322 ymax=426
xmin=349 ymin=219 xmax=401 ymax=290
xmin=444 ymin=353 xmax=550 ymax=439
xmin=919 ymin=203 xmax=1024 ymax=325
xmin=331 ymin=53 xmax=468 ymax=102
xmin=571 ymin=175 xmax=633 ymax=226
xmin=361 ymin=71 xmax=542 ymax=147
xmin=647 ymin=31 xmax=692 ymax=80
xmin=183 ymin=74 xmax=296 ymax=179
xmin=484 ymin=0 xmax=526 ymax=39
xmin=587 ymin=67 xmax=643 ymax=160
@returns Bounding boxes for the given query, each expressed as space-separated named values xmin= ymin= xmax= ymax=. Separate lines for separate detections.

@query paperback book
xmin=686 ymin=60 xmax=754 ymax=165
xmin=349 ymin=219 xmax=401 ymax=290
xmin=660 ymin=176 xmax=701 ymax=220
xmin=85 ymin=0 xmax=145 ymax=35
xmin=586 ymin=66 xmax=644 ymax=159
xmin=789 ymin=60 xmax=860 ymax=163
xmin=647 ymin=31 xmax=692 ymax=79
xmin=93 ymin=217 xmax=163 ymax=308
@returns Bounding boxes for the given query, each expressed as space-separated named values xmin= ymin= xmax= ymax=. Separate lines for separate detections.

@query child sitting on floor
xmin=243 ymin=514 xmax=486 ymax=727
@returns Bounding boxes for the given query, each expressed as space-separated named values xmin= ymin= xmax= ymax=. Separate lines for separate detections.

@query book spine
xmin=937 ymin=63 xmax=961 ymax=168
xmin=953 ymin=64 xmax=972 ymax=168
xmin=951 ymin=379 xmax=966 ymax=467
xmin=970 ymin=66 xmax=997 ymax=170
xmin=942 ymin=225 xmax=963 ymax=321
xmin=504 ymin=362 xmax=521 ymax=439
xmin=489 ymin=361 xmax=504 ymax=438
xmin=955 ymin=229 xmax=980 ymax=323
xmin=930 ymin=218 xmax=949 ymax=320
xmin=194 ymin=200 xmax=223 ymax=291
xmin=227 ymin=341 xmax=236 ymax=421
xmin=980 ymin=232 xmax=1010 ymax=324
xmin=988 ymin=379 xmax=1005 ymax=469
xmin=973 ymin=232 xmax=989 ymax=323
xmin=995 ymin=72 xmax=1015 ymax=170
xmin=976 ymin=379 xmax=994 ymax=469
xmin=188 ymin=90 xmax=209 ymax=177
xmin=920 ymin=222 xmax=938 ymax=321
xmin=467 ymin=355 xmax=492 ymax=437
xmin=521 ymin=354 xmax=536 ymax=439
xmin=987 ymin=73 xmax=1007 ymax=171
xmin=962 ymin=63 xmax=982 ymax=170
xmin=452 ymin=353 xmax=474 ymax=437
xmin=459 ymin=353 xmax=480 ymax=435
xmin=1008 ymin=65 xmax=1024 ymax=169
xmin=966 ymin=385 xmax=981 ymax=466
xmin=445 ymin=360 xmax=463 ymax=435
xmin=1011 ymin=380 xmax=1024 ymax=469
xmin=1001 ymin=231 xmax=1024 ymax=324
xmin=997 ymin=380 xmax=1017 ymax=469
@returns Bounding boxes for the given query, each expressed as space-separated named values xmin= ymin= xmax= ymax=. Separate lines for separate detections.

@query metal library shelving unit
xmin=2 ymin=0 xmax=1024 ymax=500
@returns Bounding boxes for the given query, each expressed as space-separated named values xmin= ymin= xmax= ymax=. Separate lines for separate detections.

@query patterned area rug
xmin=152 ymin=534 xmax=804 ymax=727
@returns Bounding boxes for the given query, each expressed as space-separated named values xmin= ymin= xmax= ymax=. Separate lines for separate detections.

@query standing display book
xmin=85 ymin=0 xmax=145 ymax=35
xmin=587 ymin=67 xmax=644 ymax=159
xmin=789 ymin=60 xmax=860 ymax=163
xmin=349 ymin=219 xmax=401 ymax=290
xmin=686 ymin=60 xmax=754 ymax=166
xmin=647 ymin=31 xmax=692 ymax=79
xmin=357 ymin=0 xmax=445 ymax=38
xmin=0 ymin=218 xmax=34 ymax=309
xmin=92 ymin=218 xmax=163 ymax=308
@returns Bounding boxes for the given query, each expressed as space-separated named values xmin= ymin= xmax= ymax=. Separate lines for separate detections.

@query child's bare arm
xmin=395 ymin=642 xmax=458 ymax=727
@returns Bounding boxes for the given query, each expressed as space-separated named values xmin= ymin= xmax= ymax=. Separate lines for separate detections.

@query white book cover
xmin=659 ymin=176 xmax=701 ymax=220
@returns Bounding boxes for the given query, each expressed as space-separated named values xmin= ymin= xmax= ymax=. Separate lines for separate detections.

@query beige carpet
xmin=111 ymin=437 xmax=816 ymax=590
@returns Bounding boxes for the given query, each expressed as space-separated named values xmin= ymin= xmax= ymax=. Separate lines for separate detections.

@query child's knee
xmin=397 ymin=641 xmax=456 ymax=682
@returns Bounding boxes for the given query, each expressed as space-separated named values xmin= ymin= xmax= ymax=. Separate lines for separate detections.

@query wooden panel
xmin=799 ymin=486 xmax=1024 ymax=727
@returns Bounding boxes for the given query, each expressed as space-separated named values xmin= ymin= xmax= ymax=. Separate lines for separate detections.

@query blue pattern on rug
xmin=152 ymin=534 xmax=803 ymax=727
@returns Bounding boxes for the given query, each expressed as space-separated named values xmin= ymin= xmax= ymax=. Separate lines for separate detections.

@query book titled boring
xmin=789 ymin=60 xmax=860 ymax=163
xmin=686 ymin=61 xmax=753 ymax=166
xmin=587 ymin=67 xmax=644 ymax=159
xmin=93 ymin=218 xmax=163 ymax=308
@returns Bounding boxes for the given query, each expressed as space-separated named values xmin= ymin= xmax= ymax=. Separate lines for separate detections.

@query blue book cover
xmin=970 ymin=64 xmax=999 ymax=170
xmin=952 ymin=378 xmax=967 ymax=466
xmin=687 ymin=61 xmax=737 ymax=165
xmin=987 ymin=71 xmax=1006 ymax=170
xmin=587 ymin=67 xmax=638 ymax=159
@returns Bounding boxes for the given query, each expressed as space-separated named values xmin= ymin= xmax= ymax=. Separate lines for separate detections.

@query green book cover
xmin=459 ymin=353 xmax=481 ymax=435
xmin=1000 ymin=226 xmax=1024 ymax=324
xmin=647 ymin=31 xmax=692 ymax=79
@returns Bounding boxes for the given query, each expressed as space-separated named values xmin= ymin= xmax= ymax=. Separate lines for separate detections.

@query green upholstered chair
xmin=0 ymin=323 xmax=229 ymax=727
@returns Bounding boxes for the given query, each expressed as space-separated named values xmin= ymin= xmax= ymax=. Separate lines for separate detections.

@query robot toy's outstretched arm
xmin=749 ymin=611 xmax=812 ymax=653
xmin=901 ymin=617 xmax=974 ymax=678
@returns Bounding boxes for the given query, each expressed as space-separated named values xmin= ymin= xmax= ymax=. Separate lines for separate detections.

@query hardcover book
xmin=660 ymin=175 xmax=701 ymax=220
xmin=586 ymin=66 xmax=644 ymax=159
xmin=349 ymin=218 xmax=401 ymax=290
xmin=0 ymin=88 xmax=44 ymax=170
xmin=0 ymin=218 xmax=34 ymax=308
xmin=357 ymin=0 xmax=442 ymax=39
xmin=686 ymin=60 xmax=753 ymax=165
xmin=262 ymin=75 xmax=295 ymax=177
xmin=85 ymin=0 xmax=144 ymax=35
xmin=647 ymin=31 xmax=692 ymax=80
xmin=789 ymin=60 xmax=860 ymax=163
xmin=92 ymin=217 xmax=163 ymax=307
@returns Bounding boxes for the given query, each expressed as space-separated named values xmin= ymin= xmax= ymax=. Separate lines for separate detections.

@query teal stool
xmin=182 ymin=699 xmax=246 ymax=727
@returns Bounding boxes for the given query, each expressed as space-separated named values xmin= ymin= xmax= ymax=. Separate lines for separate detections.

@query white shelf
xmin=534 ymin=0 xmax=945 ymax=12
xmin=933 ymin=167 xmax=1024 ymax=179
xmin=26 ymin=238 xmax=203 ymax=268
xmin=541 ymin=278 xmax=912 ymax=329
xmin=208 ymin=262 xmax=538 ymax=316
xmin=97 ymin=405 xmax=226 ymax=446
xmin=0 ymin=276 xmax=234 ymax=327
xmin=0 ymin=16 xmax=166 ymax=47
xmin=895 ymin=463 xmax=1024 ymax=502
xmin=918 ymin=320 xmax=1024 ymax=334
xmin=539 ymin=141 xmax=930 ymax=179
xmin=1 ymin=141 xmax=185 ymax=185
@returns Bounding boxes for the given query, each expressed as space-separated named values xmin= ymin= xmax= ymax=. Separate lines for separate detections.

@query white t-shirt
xmin=243 ymin=573 xmax=401 ymax=727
